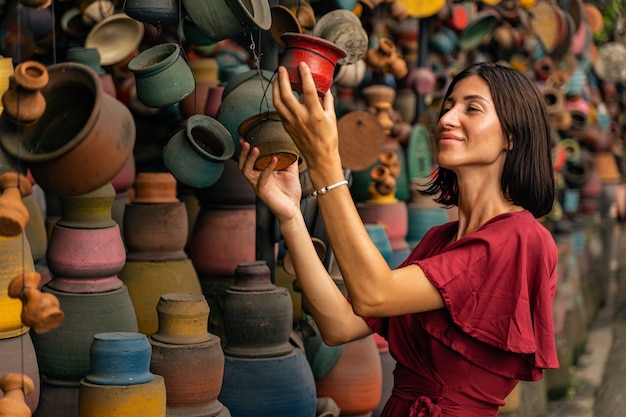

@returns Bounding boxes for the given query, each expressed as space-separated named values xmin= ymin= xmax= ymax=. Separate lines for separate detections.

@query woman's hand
xmin=273 ymin=63 xmax=341 ymax=171
xmin=238 ymin=139 xmax=302 ymax=223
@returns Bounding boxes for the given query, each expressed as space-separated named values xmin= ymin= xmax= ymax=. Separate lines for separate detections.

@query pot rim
xmin=280 ymin=32 xmax=347 ymax=62
xmin=128 ymin=42 xmax=180 ymax=75
xmin=0 ymin=62 xmax=102 ymax=163
xmin=237 ymin=110 xmax=282 ymax=137
xmin=226 ymin=0 xmax=272 ymax=31
xmin=186 ymin=114 xmax=235 ymax=161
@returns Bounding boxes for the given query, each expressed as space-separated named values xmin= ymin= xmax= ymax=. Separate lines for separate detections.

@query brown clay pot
xmin=7 ymin=271 xmax=64 ymax=334
xmin=1 ymin=60 xmax=48 ymax=126
xmin=0 ymin=374 xmax=34 ymax=417
xmin=131 ymin=172 xmax=179 ymax=204
xmin=0 ymin=171 xmax=32 ymax=237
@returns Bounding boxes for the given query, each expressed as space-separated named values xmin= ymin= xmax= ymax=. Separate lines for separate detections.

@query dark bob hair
xmin=421 ymin=62 xmax=555 ymax=218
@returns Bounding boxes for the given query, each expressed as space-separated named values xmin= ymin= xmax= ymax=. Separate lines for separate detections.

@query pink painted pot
xmin=279 ymin=32 xmax=346 ymax=96
xmin=46 ymin=224 xmax=126 ymax=293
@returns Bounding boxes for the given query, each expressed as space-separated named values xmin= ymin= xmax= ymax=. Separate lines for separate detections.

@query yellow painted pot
xmin=0 ymin=234 xmax=35 ymax=339
xmin=79 ymin=375 xmax=166 ymax=417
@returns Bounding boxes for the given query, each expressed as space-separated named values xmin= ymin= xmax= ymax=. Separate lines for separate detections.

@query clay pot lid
xmin=85 ymin=13 xmax=144 ymax=66
xmin=132 ymin=172 xmax=179 ymax=203
xmin=337 ymin=111 xmax=386 ymax=171
xmin=270 ymin=6 xmax=302 ymax=48
xmin=396 ymin=0 xmax=446 ymax=18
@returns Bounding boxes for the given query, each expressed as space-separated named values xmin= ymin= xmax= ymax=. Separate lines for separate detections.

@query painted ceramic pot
xmin=0 ymin=62 xmax=136 ymax=197
xmin=279 ymin=33 xmax=346 ymax=96
xmin=182 ymin=0 xmax=271 ymax=42
xmin=85 ymin=332 xmax=154 ymax=386
xmin=128 ymin=43 xmax=195 ymax=108
xmin=163 ymin=115 xmax=235 ymax=188
xmin=238 ymin=111 xmax=299 ymax=171
xmin=123 ymin=0 xmax=179 ymax=26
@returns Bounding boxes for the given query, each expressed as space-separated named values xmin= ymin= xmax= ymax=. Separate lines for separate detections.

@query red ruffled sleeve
xmin=408 ymin=211 xmax=559 ymax=379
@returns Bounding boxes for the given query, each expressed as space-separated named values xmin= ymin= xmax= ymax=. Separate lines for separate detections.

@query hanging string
xmin=247 ymin=28 xmax=274 ymax=118
xmin=50 ymin=0 xmax=56 ymax=64
xmin=176 ymin=0 xmax=196 ymax=116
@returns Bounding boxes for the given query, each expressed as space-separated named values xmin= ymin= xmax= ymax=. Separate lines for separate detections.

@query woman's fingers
xmin=298 ymin=62 xmax=323 ymax=110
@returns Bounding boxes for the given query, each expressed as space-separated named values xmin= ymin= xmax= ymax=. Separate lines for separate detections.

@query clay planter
xmin=279 ymin=33 xmax=346 ymax=96
xmin=129 ymin=43 xmax=195 ymax=108
xmin=123 ymin=0 xmax=179 ymax=26
xmin=0 ymin=62 xmax=136 ymax=197
xmin=1 ymin=60 xmax=48 ymax=125
xmin=182 ymin=0 xmax=271 ymax=42
xmin=238 ymin=111 xmax=299 ymax=171
xmin=163 ymin=115 xmax=235 ymax=188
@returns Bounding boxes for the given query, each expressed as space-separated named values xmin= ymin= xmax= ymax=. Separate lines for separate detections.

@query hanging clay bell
xmin=0 ymin=171 xmax=32 ymax=237
xmin=0 ymin=374 xmax=35 ymax=417
xmin=1 ymin=60 xmax=48 ymax=126
xmin=7 ymin=271 xmax=64 ymax=334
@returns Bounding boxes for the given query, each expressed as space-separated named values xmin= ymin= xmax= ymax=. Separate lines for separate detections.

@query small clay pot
xmin=1 ymin=60 xmax=48 ymax=125
xmin=0 ymin=171 xmax=32 ymax=237
xmin=238 ymin=111 xmax=299 ymax=171
xmin=8 ymin=271 xmax=64 ymax=334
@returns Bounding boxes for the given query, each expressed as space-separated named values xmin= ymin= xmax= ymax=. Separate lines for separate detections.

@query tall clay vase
xmin=315 ymin=335 xmax=383 ymax=417
xmin=182 ymin=0 xmax=271 ymax=42
xmin=163 ymin=115 xmax=235 ymax=188
xmin=128 ymin=43 xmax=196 ymax=108
xmin=79 ymin=332 xmax=167 ymax=417
xmin=0 ymin=62 xmax=136 ymax=197
xmin=1 ymin=60 xmax=48 ymax=126
xmin=223 ymin=261 xmax=294 ymax=358
xmin=46 ymin=183 xmax=126 ymax=293
xmin=150 ymin=293 xmax=230 ymax=417
xmin=119 ymin=172 xmax=203 ymax=336
xmin=279 ymin=33 xmax=347 ymax=96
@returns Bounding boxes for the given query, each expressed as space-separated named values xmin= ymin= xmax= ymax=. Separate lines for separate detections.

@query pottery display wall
xmin=0 ymin=0 xmax=624 ymax=416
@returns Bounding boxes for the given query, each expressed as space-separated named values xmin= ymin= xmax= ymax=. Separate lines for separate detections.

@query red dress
xmin=363 ymin=211 xmax=559 ymax=417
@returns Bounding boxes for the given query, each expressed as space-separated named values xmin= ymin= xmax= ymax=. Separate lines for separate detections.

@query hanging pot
xmin=312 ymin=9 xmax=368 ymax=65
xmin=123 ymin=0 xmax=180 ymax=26
xmin=279 ymin=33 xmax=346 ymax=96
xmin=238 ymin=111 xmax=299 ymax=171
xmin=163 ymin=114 xmax=235 ymax=188
xmin=0 ymin=62 xmax=136 ymax=197
xmin=129 ymin=43 xmax=196 ymax=108
xmin=85 ymin=13 xmax=144 ymax=67
xmin=1 ymin=60 xmax=48 ymax=126
xmin=270 ymin=6 xmax=302 ymax=48
xmin=182 ymin=0 xmax=271 ymax=42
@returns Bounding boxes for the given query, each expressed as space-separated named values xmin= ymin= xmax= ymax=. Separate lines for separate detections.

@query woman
xmin=239 ymin=61 xmax=559 ymax=416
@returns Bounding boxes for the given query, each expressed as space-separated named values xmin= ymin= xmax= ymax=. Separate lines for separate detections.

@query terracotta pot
xmin=219 ymin=349 xmax=317 ymax=417
xmin=129 ymin=43 xmax=196 ymax=108
xmin=123 ymin=0 xmax=179 ymax=26
xmin=279 ymin=33 xmax=346 ymax=96
xmin=8 ymin=271 xmax=64 ymax=334
xmin=238 ymin=111 xmax=299 ymax=171
xmin=118 ymin=259 xmax=202 ymax=336
xmin=0 ymin=171 xmax=32 ymax=237
xmin=182 ymin=0 xmax=271 ymax=42
xmin=223 ymin=261 xmax=294 ymax=358
xmin=0 ymin=374 xmax=34 ymax=417
xmin=132 ymin=172 xmax=178 ymax=204
xmin=163 ymin=115 xmax=235 ymax=188
xmin=1 ymin=60 xmax=48 ymax=125
xmin=79 ymin=375 xmax=166 ymax=417
xmin=0 ymin=62 xmax=136 ymax=197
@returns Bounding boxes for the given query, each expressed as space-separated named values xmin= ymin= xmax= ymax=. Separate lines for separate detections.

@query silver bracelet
xmin=310 ymin=180 xmax=349 ymax=198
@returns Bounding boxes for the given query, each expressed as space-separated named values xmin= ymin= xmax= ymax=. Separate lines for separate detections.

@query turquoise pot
xmin=163 ymin=114 xmax=235 ymax=188
xmin=182 ymin=0 xmax=271 ymax=42
xmin=128 ymin=43 xmax=195 ymax=108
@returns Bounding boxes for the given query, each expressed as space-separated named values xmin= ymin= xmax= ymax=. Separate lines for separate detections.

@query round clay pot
xmin=0 ymin=62 xmax=136 ymax=197
xmin=238 ymin=111 xmax=299 ymax=171
xmin=151 ymin=293 xmax=211 ymax=345
xmin=123 ymin=0 xmax=179 ymax=26
xmin=312 ymin=9 xmax=368 ymax=65
xmin=279 ymin=33 xmax=346 ymax=96
xmin=163 ymin=115 xmax=235 ymax=188
xmin=183 ymin=0 xmax=271 ymax=42
xmin=85 ymin=13 xmax=144 ymax=67
xmin=1 ymin=60 xmax=48 ymax=125
xmin=132 ymin=172 xmax=178 ymax=204
xmin=129 ymin=43 xmax=196 ymax=108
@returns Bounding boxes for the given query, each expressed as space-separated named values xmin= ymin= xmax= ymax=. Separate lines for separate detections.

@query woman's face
xmin=435 ymin=75 xmax=509 ymax=174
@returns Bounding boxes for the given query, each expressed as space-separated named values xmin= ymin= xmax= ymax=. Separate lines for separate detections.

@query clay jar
xmin=128 ymin=43 xmax=196 ymax=108
xmin=279 ymin=33 xmax=346 ymax=96
xmin=163 ymin=115 xmax=235 ymax=188
xmin=0 ymin=62 xmax=136 ymax=197
xmin=1 ymin=60 xmax=48 ymax=125
xmin=238 ymin=111 xmax=299 ymax=171
xmin=222 ymin=261 xmax=294 ymax=358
